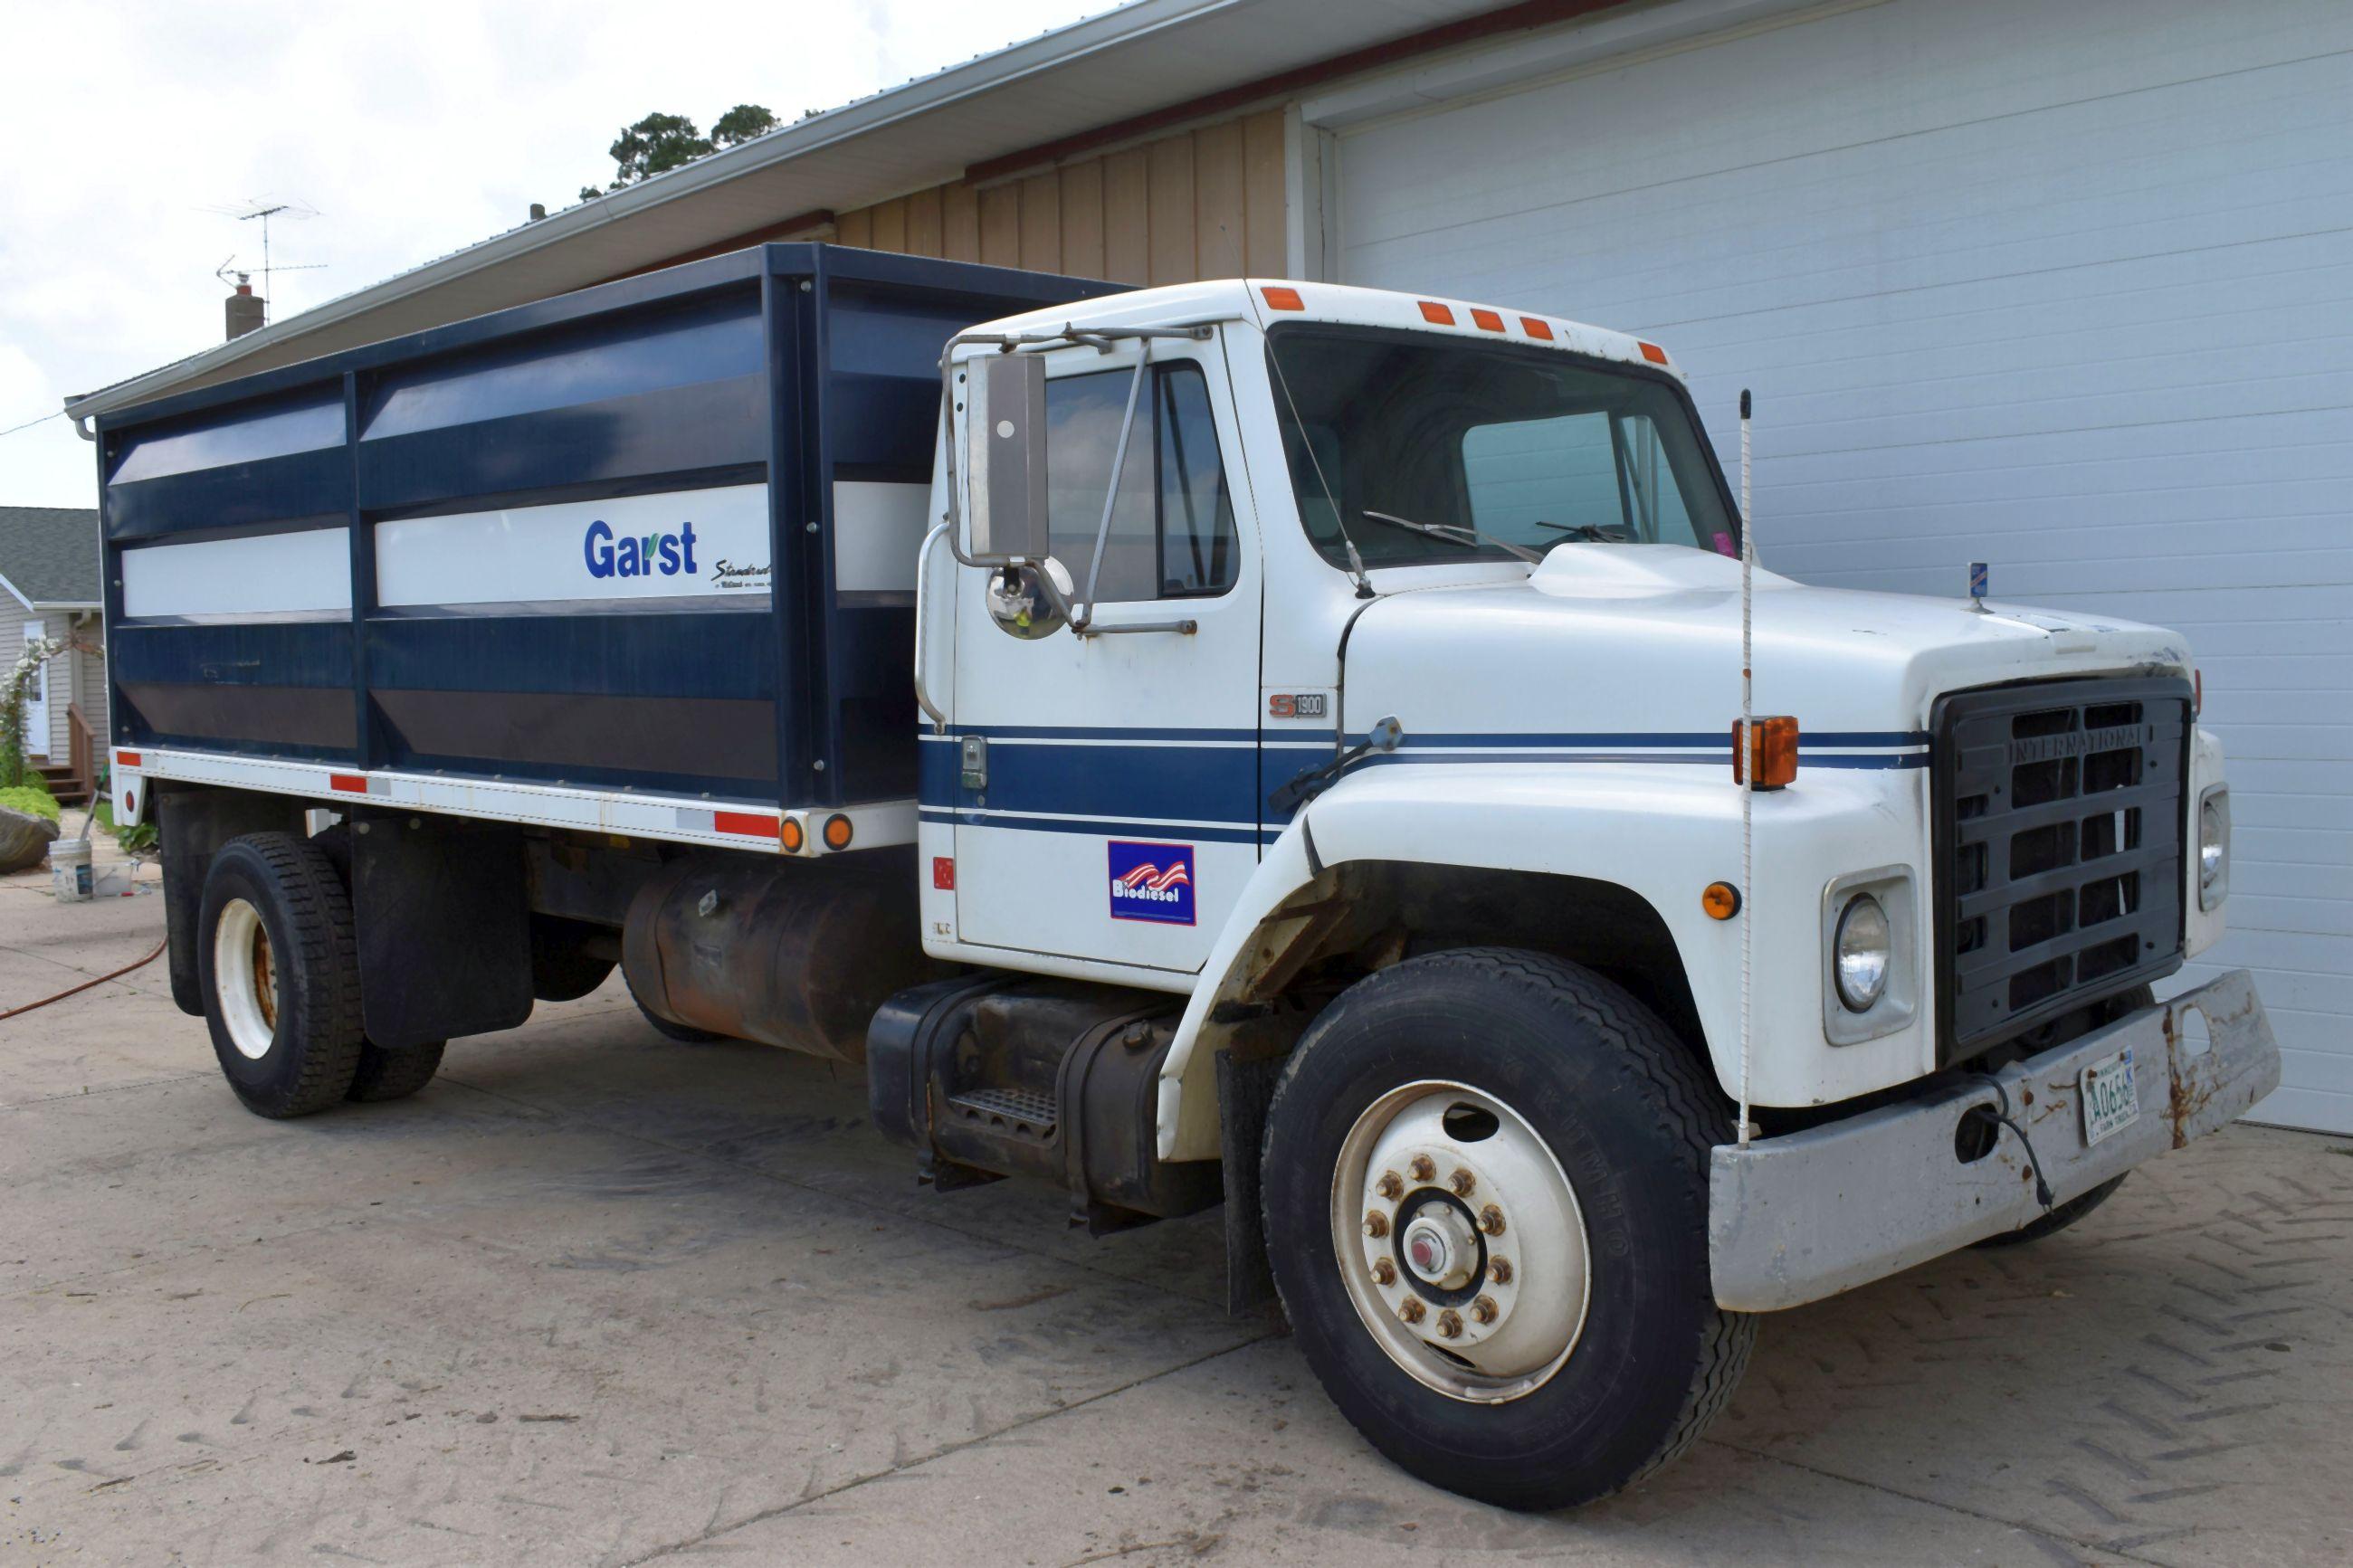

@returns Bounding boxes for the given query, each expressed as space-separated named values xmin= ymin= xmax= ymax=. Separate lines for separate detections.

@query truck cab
xmin=97 ymin=249 xmax=2277 ymax=1512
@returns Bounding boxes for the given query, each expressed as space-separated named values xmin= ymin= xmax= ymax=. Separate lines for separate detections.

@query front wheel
xmin=1261 ymin=947 xmax=1753 ymax=1511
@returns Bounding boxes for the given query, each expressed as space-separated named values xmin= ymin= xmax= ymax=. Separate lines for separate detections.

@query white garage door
xmin=1334 ymin=0 xmax=2353 ymax=1133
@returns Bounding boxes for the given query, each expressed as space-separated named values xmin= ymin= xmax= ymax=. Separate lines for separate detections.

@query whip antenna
xmin=1738 ymin=388 xmax=1755 ymax=1151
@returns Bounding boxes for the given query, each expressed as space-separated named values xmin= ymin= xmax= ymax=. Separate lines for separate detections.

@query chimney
xmin=224 ymin=273 xmax=265 ymax=340
xmin=529 ymin=202 xmax=548 ymax=222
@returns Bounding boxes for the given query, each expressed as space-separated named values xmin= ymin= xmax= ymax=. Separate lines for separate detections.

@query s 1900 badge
xmin=1108 ymin=841 xmax=1196 ymax=926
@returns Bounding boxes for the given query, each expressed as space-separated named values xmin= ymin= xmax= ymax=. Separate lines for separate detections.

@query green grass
xmin=0 ymin=784 xmax=61 ymax=822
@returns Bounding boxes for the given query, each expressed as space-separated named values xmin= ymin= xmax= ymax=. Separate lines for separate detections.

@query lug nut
xmin=1399 ymin=1298 xmax=1426 ymax=1326
xmin=1471 ymin=1295 xmax=1498 ymax=1325
xmin=1437 ymin=1308 xmax=1462 ymax=1339
xmin=1364 ymin=1211 xmax=1389 ymax=1239
xmin=1479 ymin=1204 xmax=1506 ymax=1237
xmin=1488 ymin=1258 xmax=1513 ymax=1286
xmin=1372 ymin=1258 xmax=1396 ymax=1286
xmin=1448 ymin=1167 xmax=1475 ymax=1197
xmin=1407 ymin=1155 xmax=1434 ymax=1183
xmin=1375 ymin=1171 xmax=1403 ymax=1200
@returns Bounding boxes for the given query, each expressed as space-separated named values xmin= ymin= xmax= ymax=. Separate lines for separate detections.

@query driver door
xmin=945 ymin=335 xmax=1262 ymax=975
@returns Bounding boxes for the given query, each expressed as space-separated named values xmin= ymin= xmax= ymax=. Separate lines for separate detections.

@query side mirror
xmin=962 ymin=354 xmax=1052 ymax=565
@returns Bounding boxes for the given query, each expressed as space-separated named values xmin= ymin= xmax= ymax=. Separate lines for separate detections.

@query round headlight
xmin=1834 ymin=893 xmax=1891 ymax=1012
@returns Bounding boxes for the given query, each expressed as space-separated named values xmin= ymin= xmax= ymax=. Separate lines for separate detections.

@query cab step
xmin=868 ymin=974 xmax=1222 ymax=1232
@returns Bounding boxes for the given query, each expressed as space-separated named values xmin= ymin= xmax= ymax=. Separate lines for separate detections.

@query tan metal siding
xmin=832 ymin=109 xmax=1288 ymax=283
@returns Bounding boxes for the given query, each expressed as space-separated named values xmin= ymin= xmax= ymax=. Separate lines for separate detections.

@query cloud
xmin=0 ymin=0 xmax=1096 ymax=507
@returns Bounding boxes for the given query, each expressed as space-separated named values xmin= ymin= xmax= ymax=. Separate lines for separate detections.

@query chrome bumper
xmin=1708 ymin=970 xmax=2280 ymax=1312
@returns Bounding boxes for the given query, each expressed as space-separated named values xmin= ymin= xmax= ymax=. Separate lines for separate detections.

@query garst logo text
xmin=584 ymin=519 xmax=699 ymax=579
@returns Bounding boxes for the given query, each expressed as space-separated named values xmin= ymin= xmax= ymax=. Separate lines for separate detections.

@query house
xmin=1 ymin=506 xmax=106 ymax=804
xmin=60 ymin=0 xmax=2353 ymax=1130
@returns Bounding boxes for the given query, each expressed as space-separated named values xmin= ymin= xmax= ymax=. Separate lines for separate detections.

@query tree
xmin=580 ymin=105 xmax=776 ymax=201
xmin=710 ymin=104 xmax=778 ymax=148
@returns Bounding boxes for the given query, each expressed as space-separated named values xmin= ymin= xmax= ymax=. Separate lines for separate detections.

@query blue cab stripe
xmin=920 ymin=809 xmax=1272 ymax=845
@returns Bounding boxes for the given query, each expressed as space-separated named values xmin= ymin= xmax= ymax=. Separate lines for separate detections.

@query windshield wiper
xmin=1360 ymin=509 xmax=1544 ymax=564
xmin=1530 ymin=520 xmax=1634 ymax=543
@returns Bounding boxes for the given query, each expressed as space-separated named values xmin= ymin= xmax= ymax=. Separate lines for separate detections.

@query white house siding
xmin=1333 ymin=0 xmax=2353 ymax=1131
xmin=10 ymin=609 xmax=102 ymax=766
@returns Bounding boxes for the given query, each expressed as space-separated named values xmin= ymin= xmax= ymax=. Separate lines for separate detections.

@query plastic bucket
xmin=50 ymin=838 xmax=93 ymax=903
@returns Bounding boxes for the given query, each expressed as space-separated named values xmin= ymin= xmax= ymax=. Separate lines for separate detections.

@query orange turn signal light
xmin=779 ymin=817 xmax=806 ymax=853
xmin=1702 ymin=882 xmax=1741 ymax=920
xmin=1731 ymin=717 xmax=1799 ymax=789
xmin=1261 ymin=285 xmax=1304 ymax=311
xmin=822 ymin=813 xmax=854 ymax=851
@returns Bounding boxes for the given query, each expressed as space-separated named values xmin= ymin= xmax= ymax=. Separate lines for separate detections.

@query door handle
xmin=913 ymin=520 xmax=949 ymax=732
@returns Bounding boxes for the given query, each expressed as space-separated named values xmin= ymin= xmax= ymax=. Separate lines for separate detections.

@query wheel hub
xmin=1401 ymin=1202 xmax=1479 ymax=1290
xmin=1334 ymin=1082 xmax=1590 ymax=1403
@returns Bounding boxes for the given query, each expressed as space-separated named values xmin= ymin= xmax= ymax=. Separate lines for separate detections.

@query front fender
xmin=1157 ymin=760 xmax=1933 ymax=1160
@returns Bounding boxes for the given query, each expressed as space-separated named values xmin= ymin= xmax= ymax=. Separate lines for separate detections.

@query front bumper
xmin=1708 ymin=970 xmax=2279 ymax=1311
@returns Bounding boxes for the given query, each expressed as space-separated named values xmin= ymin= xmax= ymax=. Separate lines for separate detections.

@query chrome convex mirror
xmin=986 ymin=559 xmax=1073 ymax=640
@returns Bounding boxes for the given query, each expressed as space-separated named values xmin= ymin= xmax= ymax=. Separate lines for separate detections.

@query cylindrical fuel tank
xmin=620 ymin=847 xmax=947 ymax=1060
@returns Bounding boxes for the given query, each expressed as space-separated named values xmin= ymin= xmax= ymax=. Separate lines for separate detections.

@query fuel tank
xmin=621 ymin=848 xmax=947 ymax=1060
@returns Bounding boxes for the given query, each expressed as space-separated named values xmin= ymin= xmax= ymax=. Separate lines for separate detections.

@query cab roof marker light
xmin=1470 ymin=308 xmax=1505 ymax=332
xmin=1519 ymin=317 xmax=1553 ymax=340
xmin=1261 ymin=285 xmax=1305 ymax=311
xmin=1417 ymin=300 xmax=1455 ymax=326
xmin=1639 ymin=341 xmax=1671 ymax=366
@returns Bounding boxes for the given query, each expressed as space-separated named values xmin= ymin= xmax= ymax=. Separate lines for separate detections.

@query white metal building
xmin=68 ymin=0 xmax=2351 ymax=1130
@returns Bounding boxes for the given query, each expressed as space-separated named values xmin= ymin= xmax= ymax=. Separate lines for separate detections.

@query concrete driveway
xmin=3 ymin=858 xmax=2348 ymax=1566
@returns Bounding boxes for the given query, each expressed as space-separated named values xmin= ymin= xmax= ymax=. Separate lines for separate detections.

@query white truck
xmin=90 ymin=245 xmax=2277 ymax=1509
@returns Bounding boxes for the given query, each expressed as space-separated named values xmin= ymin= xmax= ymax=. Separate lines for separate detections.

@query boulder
xmin=0 ymin=803 xmax=60 ymax=874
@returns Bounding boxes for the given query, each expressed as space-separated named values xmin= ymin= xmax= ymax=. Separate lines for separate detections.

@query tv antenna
xmin=200 ymin=198 xmax=323 ymax=324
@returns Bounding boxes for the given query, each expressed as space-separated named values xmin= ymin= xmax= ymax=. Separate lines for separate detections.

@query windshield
xmin=1265 ymin=326 xmax=1739 ymax=570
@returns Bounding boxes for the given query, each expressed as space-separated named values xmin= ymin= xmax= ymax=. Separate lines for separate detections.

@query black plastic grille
xmin=1930 ymin=676 xmax=2190 ymax=1063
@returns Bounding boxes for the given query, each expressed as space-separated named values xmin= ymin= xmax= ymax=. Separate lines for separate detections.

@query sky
xmin=0 ymin=0 xmax=1100 ymax=508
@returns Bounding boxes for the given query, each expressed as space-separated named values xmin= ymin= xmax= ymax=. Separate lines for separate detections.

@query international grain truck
xmin=85 ymin=243 xmax=2278 ymax=1509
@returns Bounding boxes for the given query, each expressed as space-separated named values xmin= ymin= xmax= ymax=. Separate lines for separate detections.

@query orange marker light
xmin=779 ymin=817 xmax=806 ymax=853
xmin=822 ymin=813 xmax=854 ymax=851
xmin=1638 ymin=341 xmax=1670 ymax=366
xmin=116 ymin=749 xmax=142 ymax=767
xmin=1417 ymin=300 xmax=1455 ymax=325
xmin=1702 ymin=882 xmax=1742 ymax=920
xmin=1731 ymin=717 xmax=1800 ymax=790
xmin=1519 ymin=318 xmax=1553 ymax=341
xmin=1261 ymin=285 xmax=1305 ymax=311
xmin=1470 ymin=308 xmax=1504 ymax=333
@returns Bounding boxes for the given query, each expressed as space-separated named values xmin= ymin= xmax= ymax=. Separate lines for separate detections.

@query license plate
xmin=2080 ymin=1046 xmax=2141 ymax=1147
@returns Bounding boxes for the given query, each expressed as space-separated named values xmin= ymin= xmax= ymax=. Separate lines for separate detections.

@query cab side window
xmin=1045 ymin=362 xmax=1237 ymax=601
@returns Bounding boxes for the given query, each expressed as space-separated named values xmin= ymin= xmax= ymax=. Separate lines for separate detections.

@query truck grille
xmin=1930 ymin=675 xmax=2190 ymax=1063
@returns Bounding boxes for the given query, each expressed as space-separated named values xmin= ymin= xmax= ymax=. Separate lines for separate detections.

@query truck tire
xmin=1971 ymin=984 xmax=2151 ymax=1250
xmin=307 ymin=821 xmax=451 ymax=1103
xmin=197 ymin=832 xmax=367 ymax=1118
xmin=346 ymin=1040 xmax=446 ymax=1102
xmin=1261 ymin=946 xmax=1753 ymax=1511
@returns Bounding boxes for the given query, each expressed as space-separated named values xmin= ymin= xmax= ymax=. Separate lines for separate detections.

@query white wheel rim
xmin=1330 ymin=1079 xmax=1590 ymax=1404
xmin=213 ymin=898 xmax=280 ymax=1061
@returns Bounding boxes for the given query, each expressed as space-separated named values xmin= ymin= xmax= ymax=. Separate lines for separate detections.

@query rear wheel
xmin=1262 ymin=947 xmax=1752 ymax=1511
xmin=198 ymin=833 xmax=366 ymax=1117
xmin=309 ymin=821 xmax=447 ymax=1103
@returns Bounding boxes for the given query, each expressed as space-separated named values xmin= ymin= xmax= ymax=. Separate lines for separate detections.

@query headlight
xmin=1833 ymin=894 xmax=1891 ymax=1012
xmin=2199 ymin=789 xmax=2230 ymax=910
